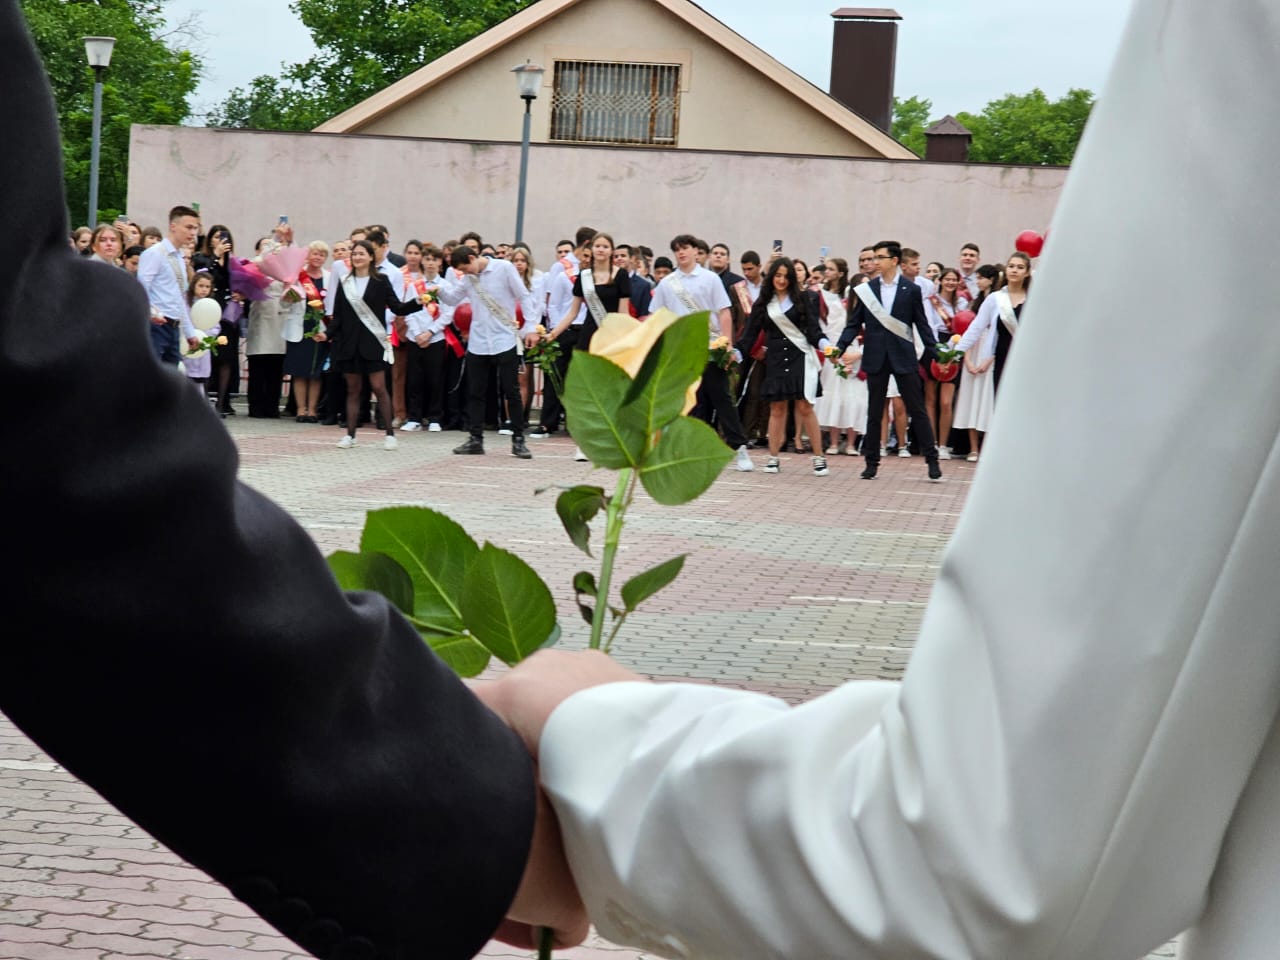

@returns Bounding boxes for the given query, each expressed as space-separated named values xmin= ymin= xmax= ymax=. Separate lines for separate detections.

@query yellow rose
xmin=950 ymin=334 xmax=962 ymax=344
xmin=216 ymin=335 xmax=228 ymax=346
xmin=590 ymin=308 xmax=699 ymax=414
xmin=709 ymin=335 xmax=729 ymax=350
xmin=308 ymin=299 xmax=323 ymax=309
xmin=535 ymin=324 xmax=547 ymax=335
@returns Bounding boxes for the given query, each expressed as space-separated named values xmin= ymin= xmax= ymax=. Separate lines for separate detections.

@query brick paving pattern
xmin=2 ymin=410 xmax=1177 ymax=958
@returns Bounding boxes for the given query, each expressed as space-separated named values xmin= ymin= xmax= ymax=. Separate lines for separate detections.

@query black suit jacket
xmin=328 ymin=273 xmax=421 ymax=362
xmin=837 ymin=274 xmax=940 ymax=376
xmin=629 ymin=271 xmax=653 ymax=316
xmin=0 ymin=7 xmax=533 ymax=959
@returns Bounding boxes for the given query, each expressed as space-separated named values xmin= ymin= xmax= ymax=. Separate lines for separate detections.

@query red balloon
xmin=453 ymin=302 xmax=472 ymax=336
xmin=930 ymin=360 xmax=960 ymax=382
xmin=952 ymin=310 xmax=975 ymax=336
xmin=1015 ymin=230 xmax=1044 ymax=258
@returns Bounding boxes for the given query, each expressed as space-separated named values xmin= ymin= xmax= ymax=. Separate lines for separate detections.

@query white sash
xmin=767 ymin=297 xmax=820 ymax=403
xmin=853 ymin=281 xmax=914 ymax=344
xmin=580 ymin=268 xmax=609 ymax=326
xmin=342 ymin=273 xmax=394 ymax=364
xmin=666 ymin=272 xmax=701 ymax=315
xmin=467 ymin=273 xmax=522 ymax=355
xmin=996 ymin=290 xmax=1020 ymax=337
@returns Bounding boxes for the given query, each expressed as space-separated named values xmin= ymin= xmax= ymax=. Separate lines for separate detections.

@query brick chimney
xmin=829 ymin=7 xmax=901 ymax=133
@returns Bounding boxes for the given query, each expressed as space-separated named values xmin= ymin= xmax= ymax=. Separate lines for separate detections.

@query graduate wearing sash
xmin=836 ymin=241 xmax=944 ymax=481
xmin=957 ymin=252 xmax=1032 ymax=395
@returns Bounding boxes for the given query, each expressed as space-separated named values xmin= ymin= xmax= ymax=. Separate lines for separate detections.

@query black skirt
xmin=760 ymin=339 xmax=819 ymax=402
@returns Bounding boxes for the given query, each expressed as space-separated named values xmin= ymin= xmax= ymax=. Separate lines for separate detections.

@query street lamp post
xmin=511 ymin=60 xmax=545 ymax=244
xmin=83 ymin=36 xmax=116 ymax=229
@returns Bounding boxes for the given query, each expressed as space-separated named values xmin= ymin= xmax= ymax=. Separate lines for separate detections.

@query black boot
xmin=511 ymin=436 xmax=532 ymax=459
xmin=453 ymin=436 xmax=485 ymax=455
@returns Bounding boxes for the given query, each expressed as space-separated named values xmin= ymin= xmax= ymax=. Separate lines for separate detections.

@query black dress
xmin=572 ymin=267 xmax=632 ymax=346
xmin=283 ymin=272 xmax=327 ymax=379
xmin=328 ymin=273 xmax=422 ymax=375
xmin=993 ymin=301 xmax=1022 ymax=394
xmin=736 ymin=294 xmax=825 ymax=402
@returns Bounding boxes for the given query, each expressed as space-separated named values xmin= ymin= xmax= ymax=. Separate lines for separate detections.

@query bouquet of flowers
xmin=185 ymin=333 xmax=229 ymax=359
xmin=709 ymin=335 xmax=738 ymax=373
xmin=823 ymin=344 xmax=850 ymax=379
xmin=930 ymin=334 xmax=964 ymax=382
xmin=525 ymin=326 xmax=564 ymax=394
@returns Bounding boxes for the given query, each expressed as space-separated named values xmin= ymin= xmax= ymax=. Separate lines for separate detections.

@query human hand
xmin=313 ymin=331 xmax=327 ymax=343
xmin=186 ymin=336 xmax=201 ymax=351
xmin=415 ymin=333 xmax=432 ymax=348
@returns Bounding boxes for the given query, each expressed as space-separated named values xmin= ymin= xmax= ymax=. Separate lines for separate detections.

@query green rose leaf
xmin=563 ymin=352 xmax=647 ymax=468
xmin=556 ymin=485 xmax=608 ymax=556
xmin=460 ymin=543 xmax=558 ymax=666
xmin=423 ymin=634 xmax=492 ymax=679
xmin=360 ymin=507 xmax=478 ymax=636
xmin=573 ymin=569 xmax=598 ymax=625
xmin=622 ymin=313 xmax=710 ymax=436
xmin=327 ymin=550 xmax=415 ymax=615
xmin=620 ymin=554 xmax=687 ymax=612
xmin=638 ymin=416 xmax=734 ymax=505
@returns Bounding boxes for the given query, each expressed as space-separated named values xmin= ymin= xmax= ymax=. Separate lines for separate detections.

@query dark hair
xmin=123 ymin=245 xmax=144 ymax=259
xmin=669 ymin=234 xmax=698 ymax=252
xmin=750 ymin=257 xmax=808 ymax=323
xmin=450 ymin=246 xmax=479 ymax=269
xmin=969 ymin=263 xmax=1003 ymax=313
xmin=365 ymin=229 xmax=388 ymax=247
xmin=480 ymin=245 xmax=498 ymax=257
xmin=187 ymin=270 xmax=214 ymax=303
xmin=200 ymin=224 xmax=233 ymax=257
xmin=693 ymin=238 xmax=710 ymax=254
xmin=740 ymin=250 xmax=760 ymax=266
xmin=141 ymin=225 xmax=163 ymax=242
xmin=936 ymin=267 xmax=962 ymax=307
xmin=614 ymin=242 xmax=631 ymax=256
xmin=168 ymin=205 xmax=199 ymax=223
xmin=711 ymin=242 xmax=730 ymax=256
xmin=927 ymin=260 xmax=945 ymax=276
xmin=850 ymin=273 xmax=868 ymax=286
xmin=573 ymin=225 xmax=597 ymax=248
xmin=1006 ymin=251 xmax=1033 ymax=292
xmin=859 ymin=245 xmax=876 ymax=255
xmin=900 ymin=247 xmax=920 ymax=261
xmin=459 ymin=230 xmax=483 ymax=247
xmin=370 ymin=223 xmax=389 ymax=235
xmin=961 ymin=242 xmax=981 ymax=255
xmin=824 ymin=257 xmax=849 ymax=293
xmin=350 ymin=239 xmax=379 ymax=275
xmin=556 ymin=238 xmax=573 ymax=250
xmin=403 ymin=239 xmax=424 ymax=256
xmin=653 ymin=256 xmax=674 ymax=271
xmin=422 ymin=244 xmax=445 ymax=260
xmin=874 ymin=240 xmax=902 ymax=262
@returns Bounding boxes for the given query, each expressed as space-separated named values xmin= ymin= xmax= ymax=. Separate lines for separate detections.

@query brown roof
xmin=830 ymin=8 xmax=902 ymax=19
xmin=925 ymin=114 xmax=972 ymax=137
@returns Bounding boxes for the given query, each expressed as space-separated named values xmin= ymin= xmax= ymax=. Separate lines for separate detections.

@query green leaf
xmin=620 ymin=555 xmax=687 ymax=612
xmin=423 ymin=633 xmax=492 ymax=679
xmin=638 ymin=416 xmax=735 ymax=505
xmin=621 ymin=313 xmax=710 ymax=437
xmin=562 ymin=352 xmax=648 ymax=469
xmin=460 ymin=544 xmax=558 ymax=666
xmin=359 ymin=507 xmax=479 ymax=636
xmin=556 ymin=486 xmax=608 ymax=556
xmin=541 ymin=622 xmax=563 ymax=650
xmin=327 ymin=550 xmax=415 ymax=615
xmin=573 ymin=570 xmax=598 ymax=626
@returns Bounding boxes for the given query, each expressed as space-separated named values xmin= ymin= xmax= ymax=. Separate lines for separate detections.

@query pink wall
xmin=128 ymin=125 xmax=1066 ymax=268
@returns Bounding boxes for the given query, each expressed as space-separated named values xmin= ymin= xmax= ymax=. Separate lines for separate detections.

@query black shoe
xmin=320 ymin=416 xmax=339 ymax=426
xmin=528 ymin=426 xmax=552 ymax=438
xmin=511 ymin=437 xmax=532 ymax=459
xmin=220 ymin=406 xmax=236 ymax=417
xmin=453 ymin=437 xmax=485 ymax=455
xmin=861 ymin=464 xmax=878 ymax=480
xmin=928 ymin=461 xmax=943 ymax=482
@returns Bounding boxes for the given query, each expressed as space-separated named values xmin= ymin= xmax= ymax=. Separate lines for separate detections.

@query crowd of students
xmin=79 ymin=211 xmax=1031 ymax=471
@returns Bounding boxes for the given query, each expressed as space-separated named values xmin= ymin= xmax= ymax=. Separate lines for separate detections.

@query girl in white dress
xmin=951 ymin=264 xmax=1000 ymax=460
xmin=814 ymin=258 xmax=867 ymax=453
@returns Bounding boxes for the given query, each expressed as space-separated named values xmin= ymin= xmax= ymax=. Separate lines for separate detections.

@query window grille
xmin=550 ymin=61 xmax=680 ymax=146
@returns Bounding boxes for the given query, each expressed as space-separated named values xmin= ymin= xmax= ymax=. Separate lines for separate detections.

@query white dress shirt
xmin=404 ymin=271 xmax=453 ymax=344
xmin=540 ymin=4 xmax=1280 ymax=959
xmin=437 ymin=258 xmax=537 ymax=355
xmin=876 ymin=269 xmax=900 ymax=313
xmin=137 ymin=239 xmax=197 ymax=339
xmin=914 ymin=275 xmax=943 ymax=335
xmin=548 ymin=263 xmax=586 ymax=327
xmin=650 ymin=265 xmax=731 ymax=334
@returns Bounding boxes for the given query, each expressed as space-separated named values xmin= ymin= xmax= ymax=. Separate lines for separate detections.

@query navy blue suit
xmin=837 ymin=274 xmax=940 ymax=468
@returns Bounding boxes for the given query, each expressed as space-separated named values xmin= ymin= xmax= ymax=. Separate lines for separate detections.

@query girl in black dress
xmin=735 ymin=257 xmax=830 ymax=477
xmin=314 ymin=240 xmax=422 ymax=450
xmin=548 ymin=232 xmax=631 ymax=349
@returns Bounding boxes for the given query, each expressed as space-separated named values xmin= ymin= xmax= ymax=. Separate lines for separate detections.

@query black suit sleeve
xmin=837 ymin=298 xmax=866 ymax=351
xmin=734 ymin=298 xmax=767 ymax=356
xmin=0 ymin=8 xmax=533 ymax=960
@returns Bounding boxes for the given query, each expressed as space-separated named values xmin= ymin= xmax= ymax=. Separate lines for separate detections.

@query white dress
xmin=813 ymin=291 xmax=867 ymax=431
xmin=951 ymin=298 xmax=997 ymax=432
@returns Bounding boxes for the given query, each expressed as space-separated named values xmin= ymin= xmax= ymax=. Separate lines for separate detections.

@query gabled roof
xmin=924 ymin=114 xmax=972 ymax=137
xmin=314 ymin=0 xmax=917 ymax=160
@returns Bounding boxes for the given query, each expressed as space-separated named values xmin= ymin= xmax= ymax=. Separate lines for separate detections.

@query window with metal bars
xmin=550 ymin=61 xmax=680 ymax=146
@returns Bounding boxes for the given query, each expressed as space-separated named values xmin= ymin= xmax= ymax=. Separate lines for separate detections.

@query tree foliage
xmin=21 ymin=0 xmax=200 ymax=227
xmin=207 ymin=0 xmax=538 ymax=130
xmin=893 ymin=88 xmax=1094 ymax=165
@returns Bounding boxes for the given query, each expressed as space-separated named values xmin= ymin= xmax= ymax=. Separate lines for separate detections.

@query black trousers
xmin=405 ymin=340 xmax=446 ymax=425
xmin=538 ymin=326 xmax=578 ymax=432
xmin=694 ymin=361 xmax=747 ymax=449
xmin=864 ymin=368 xmax=937 ymax=465
xmin=467 ymin=349 xmax=523 ymax=440
xmin=246 ymin=354 xmax=284 ymax=418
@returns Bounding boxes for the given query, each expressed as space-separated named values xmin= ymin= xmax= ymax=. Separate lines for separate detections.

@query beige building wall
xmin=351 ymin=0 xmax=878 ymax=158
xmin=128 ymin=125 xmax=1066 ymax=270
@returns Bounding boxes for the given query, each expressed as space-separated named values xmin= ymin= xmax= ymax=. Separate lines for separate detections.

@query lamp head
xmin=83 ymin=36 xmax=116 ymax=70
xmin=512 ymin=60 xmax=545 ymax=100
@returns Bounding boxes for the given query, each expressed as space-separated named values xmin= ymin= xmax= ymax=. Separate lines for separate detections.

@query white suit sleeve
xmin=539 ymin=3 xmax=1280 ymax=959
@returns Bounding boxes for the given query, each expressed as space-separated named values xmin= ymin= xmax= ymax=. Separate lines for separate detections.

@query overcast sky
xmin=170 ymin=0 xmax=1136 ymax=123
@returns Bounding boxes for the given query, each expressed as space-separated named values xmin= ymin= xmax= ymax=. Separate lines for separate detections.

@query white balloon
xmin=190 ymin=297 xmax=222 ymax=331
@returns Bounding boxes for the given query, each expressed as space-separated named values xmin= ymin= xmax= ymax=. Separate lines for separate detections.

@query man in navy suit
xmin=837 ymin=240 xmax=943 ymax=481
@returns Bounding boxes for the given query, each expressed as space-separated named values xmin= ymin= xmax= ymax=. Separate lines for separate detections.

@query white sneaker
xmin=401 ymin=421 xmax=422 ymax=432
xmin=391 ymin=417 xmax=403 ymax=429
xmin=574 ymin=447 xmax=589 ymax=462
xmin=764 ymin=456 xmax=780 ymax=474
xmin=897 ymin=447 xmax=911 ymax=458
xmin=384 ymin=435 xmax=398 ymax=450
xmin=812 ymin=456 xmax=829 ymax=477
xmin=879 ymin=446 xmax=887 ymax=457
xmin=937 ymin=445 xmax=952 ymax=460
xmin=824 ymin=446 xmax=837 ymax=455
xmin=966 ymin=453 xmax=980 ymax=462
xmin=336 ymin=434 xmax=356 ymax=449
xmin=427 ymin=422 xmax=442 ymax=432
xmin=735 ymin=445 xmax=754 ymax=472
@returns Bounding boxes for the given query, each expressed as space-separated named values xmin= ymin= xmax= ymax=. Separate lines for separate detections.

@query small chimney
xmin=924 ymin=115 xmax=972 ymax=162
xmin=829 ymin=8 xmax=901 ymax=133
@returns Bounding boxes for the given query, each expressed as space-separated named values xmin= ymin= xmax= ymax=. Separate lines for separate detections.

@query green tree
xmin=208 ymin=0 xmax=538 ymax=130
xmin=891 ymin=95 xmax=931 ymax=158
xmin=21 ymin=0 xmax=200 ymax=227
xmin=957 ymin=88 xmax=1094 ymax=165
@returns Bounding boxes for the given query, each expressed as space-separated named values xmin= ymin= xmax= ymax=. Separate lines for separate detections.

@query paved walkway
xmin=1 ymin=410 xmax=1175 ymax=958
